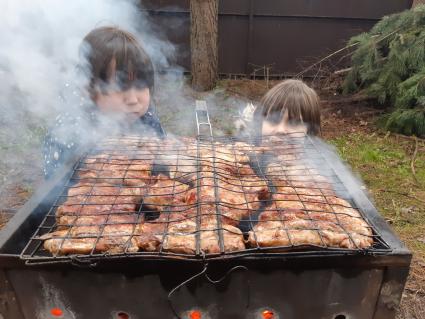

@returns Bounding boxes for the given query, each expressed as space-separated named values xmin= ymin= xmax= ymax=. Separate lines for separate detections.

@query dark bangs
xmin=81 ymin=27 xmax=154 ymax=95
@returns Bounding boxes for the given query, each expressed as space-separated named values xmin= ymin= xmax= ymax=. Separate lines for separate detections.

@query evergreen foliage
xmin=343 ymin=5 xmax=425 ymax=136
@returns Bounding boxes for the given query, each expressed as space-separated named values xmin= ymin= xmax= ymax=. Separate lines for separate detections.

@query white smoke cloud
xmin=0 ymin=0 xmax=179 ymax=198
xmin=0 ymin=0 xmax=177 ymax=118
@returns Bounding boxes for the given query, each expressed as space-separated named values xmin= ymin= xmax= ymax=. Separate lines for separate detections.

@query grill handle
xmin=195 ymin=100 xmax=213 ymax=138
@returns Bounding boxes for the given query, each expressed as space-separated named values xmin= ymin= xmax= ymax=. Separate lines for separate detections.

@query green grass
xmin=329 ymin=133 xmax=425 ymax=258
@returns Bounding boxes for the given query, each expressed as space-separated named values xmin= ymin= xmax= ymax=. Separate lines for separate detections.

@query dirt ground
xmin=0 ymin=78 xmax=424 ymax=318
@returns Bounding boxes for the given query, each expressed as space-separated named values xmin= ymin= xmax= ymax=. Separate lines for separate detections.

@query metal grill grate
xmin=20 ymin=103 xmax=391 ymax=264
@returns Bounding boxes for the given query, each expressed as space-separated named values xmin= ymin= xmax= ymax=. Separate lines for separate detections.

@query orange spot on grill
xmin=189 ymin=310 xmax=202 ymax=319
xmin=262 ymin=310 xmax=275 ymax=319
xmin=117 ymin=312 xmax=130 ymax=319
xmin=50 ymin=308 xmax=63 ymax=317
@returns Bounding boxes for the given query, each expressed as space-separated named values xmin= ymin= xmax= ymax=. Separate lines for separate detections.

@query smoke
xmin=0 ymin=0 xmax=266 ymax=210
xmin=0 ymin=0 xmax=178 ymax=117
xmin=0 ymin=0 xmax=180 ymax=199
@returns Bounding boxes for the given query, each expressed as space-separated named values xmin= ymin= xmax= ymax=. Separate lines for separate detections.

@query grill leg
xmin=0 ymin=270 xmax=25 ymax=319
xmin=373 ymin=266 xmax=411 ymax=319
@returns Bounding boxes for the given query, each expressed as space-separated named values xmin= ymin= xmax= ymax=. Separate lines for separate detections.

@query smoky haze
xmin=0 ymin=0 xmax=181 ymax=205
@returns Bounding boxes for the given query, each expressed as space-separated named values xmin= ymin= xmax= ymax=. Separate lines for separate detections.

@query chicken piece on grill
xmin=257 ymin=209 xmax=359 ymax=248
xmin=248 ymin=200 xmax=373 ymax=249
xmin=267 ymin=163 xmax=336 ymax=196
xmin=215 ymin=142 xmax=251 ymax=163
xmin=271 ymin=192 xmax=305 ymax=210
xmin=274 ymin=186 xmax=328 ymax=206
xmin=137 ymin=205 xmax=245 ymax=254
xmin=57 ymin=213 xmax=139 ymax=228
xmin=162 ymin=219 xmax=245 ymax=255
xmin=170 ymin=200 xmax=246 ymax=227
xmin=219 ymin=176 xmax=269 ymax=210
xmin=83 ymin=152 xmax=154 ymax=167
xmin=136 ymin=217 xmax=168 ymax=252
xmin=66 ymin=183 xmax=145 ymax=202
xmin=144 ymin=137 xmax=196 ymax=155
xmin=76 ymin=170 xmax=150 ymax=186
xmin=135 ymin=206 xmax=195 ymax=253
xmin=57 ymin=184 xmax=144 ymax=217
xmin=56 ymin=201 xmax=137 ymax=217
xmin=77 ymin=154 xmax=153 ymax=186
xmin=41 ymin=215 xmax=139 ymax=255
xmin=248 ymin=220 xmax=322 ymax=249
xmin=199 ymin=214 xmax=245 ymax=254
xmin=161 ymin=218 xmax=197 ymax=254
xmin=203 ymin=161 xmax=257 ymax=179
xmin=137 ymin=198 xmax=194 ymax=236
xmin=95 ymin=223 xmax=139 ymax=253
xmin=42 ymin=230 xmax=97 ymax=255
xmin=277 ymin=195 xmax=372 ymax=241
xmin=184 ymin=174 xmax=267 ymax=225
xmin=124 ymin=162 xmax=154 ymax=186
xmin=323 ymin=197 xmax=373 ymax=244
xmin=155 ymin=154 xmax=198 ymax=184
xmin=142 ymin=175 xmax=191 ymax=211
xmin=301 ymin=200 xmax=373 ymax=246
xmin=193 ymin=143 xmax=250 ymax=164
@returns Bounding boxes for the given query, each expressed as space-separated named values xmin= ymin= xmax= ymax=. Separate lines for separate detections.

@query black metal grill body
xmin=0 ymin=258 xmax=410 ymax=319
xmin=0 ymin=104 xmax=411 ymax=319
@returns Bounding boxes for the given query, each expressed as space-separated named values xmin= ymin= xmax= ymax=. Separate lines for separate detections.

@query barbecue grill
xmin=0 ymin=101 xmax=411 ymax=319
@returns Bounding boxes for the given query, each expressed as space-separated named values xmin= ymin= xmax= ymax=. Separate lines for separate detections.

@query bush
xmin=343 ymin=5 xmax=425 ymax=137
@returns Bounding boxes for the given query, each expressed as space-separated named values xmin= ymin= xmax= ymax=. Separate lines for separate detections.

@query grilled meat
xmin=248 ymin=203 xmax=373 ymax=249
xmin=77 ymin=154 xmax=153 ymax=186
xmin=155 ymin=154 xmax=198 ymax=184
xmin=40 ymin=135 xmax=376 ymax=257
xmin=142 ymin=175 xmax=191 ymax=211
xmin=41 ymin=217 xmax=139 ymax=255
xmin=136 ymin=205 xmax=245 ymax=254
xmin=56 ymin=184 xmax=144 ymax=217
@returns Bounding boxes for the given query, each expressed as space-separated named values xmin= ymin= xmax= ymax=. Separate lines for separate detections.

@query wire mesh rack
xmin=20 ymin=103 xmax=391 ymax=264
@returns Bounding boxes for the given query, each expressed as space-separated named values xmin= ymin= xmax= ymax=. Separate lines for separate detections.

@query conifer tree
xmin=344 ymin=5 xmax=425 ymax=137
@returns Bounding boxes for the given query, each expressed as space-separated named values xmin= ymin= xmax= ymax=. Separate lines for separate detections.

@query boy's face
xmin=94 ymin=86 xmax=150 ymax=123
xmin=262 ymin=110 xmax=307 ymax=136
